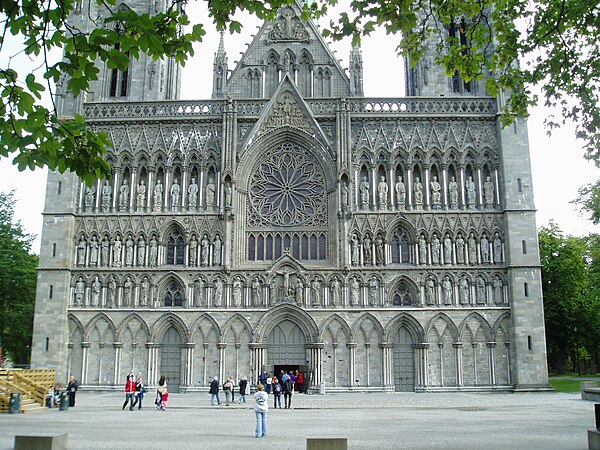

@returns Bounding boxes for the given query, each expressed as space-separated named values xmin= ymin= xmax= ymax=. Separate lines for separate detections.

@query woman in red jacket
xmin=122 ymin=373 xmax=136 ymax=411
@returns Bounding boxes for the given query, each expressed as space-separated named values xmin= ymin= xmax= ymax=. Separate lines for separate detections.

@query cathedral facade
xmin=31 ymin=1 xmax=549 ymax=392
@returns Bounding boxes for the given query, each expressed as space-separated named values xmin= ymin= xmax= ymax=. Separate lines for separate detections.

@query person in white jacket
xmin=254 ymin=383 xmax=269 ymax=438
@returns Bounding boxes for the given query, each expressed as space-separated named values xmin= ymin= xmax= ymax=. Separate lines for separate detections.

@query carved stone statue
xmin=311 ymin=277 xmax=321 ymax=307
xmin=189 ymin=235 xmax=198 ymax=267
xmin=484 ymin=176 xmax=494 ymax=209
xmin=331 ymin=277 xmax=341 ymax=307
xmin=153 ymin=179 xmax=163 ymax=212
xmin=493 ymin=232 xmax=502 ymax=263
xmin=476 ymin=277 xmax=486 ymax=304
xmin=107 ymin=276 xmax=117 ymax=308
xmin=188 ymin=177 xmax=198 ymax=210
xmin=213 ymin=278 xmax=223 ymax=307
xmin=443 ymin=276 xmax=453 ymax=305
xmin=351 ymin=234 xmax=360 ymax=266
xmin=377 ymin=175 xmax=388 ymax=210
xmin=363 ymin=233 xmax=372 ymax=266
xmin=101 ymin=236 xmax=109 ymax=267
xmin=430 ymin=176 xmax=441 ymax=209
xmin=443 ymin=233 xmax=452 ymax=265
xmin=201 ymin=234 xmax=210 ymax=266
xmin=413 ymin=176 xmax=423 ymax=207
xmin=448 ymin=176 xmax=459 ymax=209
xmin=341 ymin=182 xmax=349 ymax=208
xmin=456 ymin=233 xmax=465 ymax=264
xmin=77 ymin=236 xmax=87 ymax=266
xmin=459 ymin=276 xmax=469 ymax=304
xmin=119 ymin=179 xmax=130 ymax=212
xmin=123 ymin=277 xmax=133 ymax=307
xmin=431 ymin=233 xmax=440 ymax=265
xmin=468 ymin=232 xmax=477 ymax=265
xmin=494 ymin=276 xmax=503 ymax=305
xmin=91 ymin=276 xmax=101 ymax=307
xmin=213 ymin=235 xmax=222 ymax=266
xmin=170 ymin=178 xmax=181 ymax=212
xmin=418 ymin=234 xmax=427 ymax=265
xmin=466 ymin=176 xmax=476 ymax=210
xmin=85 ymin=186 xmax=96 ymax=212
xmin=125 ymin=235 xmax=134 ymax=266
xmin=480 ymin=233 xmax=490 ymax=263
xmin=351 ymin=277 xmax=360 ymax=306
xmin=369 ymin=277 xmax=379 ymax=306
xmin=140 ymin=277 xmax=150 ymax=307
xmin=136 ymin=180 xmax=146 ymax=212
xmin=149 ymin=235 xmax=158 ymax=267
xmin=233 ymin=276 xmax=243 ymax=307
xmin=206 ymin=177 xmax=215 ymax=210
xmin=360 ymin=175 xmax=370 ymax=210
xmin=137 ymin=236 xmax=146 ymax=266
xmin=395 ymin=175 xmax=406 ymax=210
xmin=375 ymin=233 xmax=385 ymax=266
xmin=295 ymin=279 xmax=304 ymax=306
xmin=425 ymin=276 xmax=435 ymax=305
xmin=89 ymin=235 xmax=98 ymax=266
xmin=252 ymin=277 xmax=262 ymax=306
xmin=112 ymin=235 xmax=122 ymax=267
xmin=74 ymin=276 xmax=85 ymax=306
xmin=225 ymin=182 xmax=232 ymax=208
xmin=101 ymin=180 xmax=112 ymax=212
xmin=194 ymin=278 xmax=205 ymax=307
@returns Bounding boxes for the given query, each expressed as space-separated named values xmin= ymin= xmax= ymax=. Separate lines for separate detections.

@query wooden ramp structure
xmin=0 ymin=369 xmax=56 ymax=413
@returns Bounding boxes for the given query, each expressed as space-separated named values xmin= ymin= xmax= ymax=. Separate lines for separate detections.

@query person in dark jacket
xmin=132 ymin=373 xmax=145 ymax=409
xmin=209 ymin=376 xmax=221 ymax=406
xmin=238 ymin=375 xmax=248 ymax=404
xmin=67 ymin=375 xmax=79 ymax=407
xmin=283 ymin=376 xmax=293 ymax=409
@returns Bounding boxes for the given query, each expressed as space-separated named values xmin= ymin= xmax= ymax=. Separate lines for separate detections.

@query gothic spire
xmin=212 ymin=31 xmax=228 ymax=99
xmin=349 ymin=45 xmax=363 ymax=97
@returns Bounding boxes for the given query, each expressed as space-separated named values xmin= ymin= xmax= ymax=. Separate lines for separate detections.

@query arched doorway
xmin=267 ymin=320 xmax=307 ymax=375
xmin=393 ymin=326 xmax=415 ymax=392
xmin=161 ymin=327 xmax=182 ymax=391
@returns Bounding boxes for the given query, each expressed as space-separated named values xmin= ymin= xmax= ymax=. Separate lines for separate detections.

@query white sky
xmin=1 ymin=6 xmax=598 ymax=254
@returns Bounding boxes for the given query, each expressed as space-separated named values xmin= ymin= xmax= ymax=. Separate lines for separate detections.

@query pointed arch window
xmin=391 ymin=227 xmax=412 ymax=264
xmin=392 ymin=284 xmax=413 ymax=306
xmin=164 ymin=282 xmax=184 ymax=307
xmin=448 ymin=18 xmax=472 ymax=94
xmin=109 ymin=42 xmax=130 ymax=98
xmin=167 ymin=230 xmax=185 ymax=265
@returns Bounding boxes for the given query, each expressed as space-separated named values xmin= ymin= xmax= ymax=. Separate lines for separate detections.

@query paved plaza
xmin=0 ymin=390 xmax=596 ymax=449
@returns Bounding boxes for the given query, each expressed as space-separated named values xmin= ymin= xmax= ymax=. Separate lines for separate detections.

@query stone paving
xmin=0 ymin=391 xmax=596 ymax=449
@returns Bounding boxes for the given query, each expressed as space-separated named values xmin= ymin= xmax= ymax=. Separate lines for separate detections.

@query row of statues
xmin=73 ymin=273 xmax=505 ymax=309
xmin=418 ymin=231 xmax=502 ymax=265
xmin=350 ymin=174 xmax=495 ymax=211
xmin=76 ymin=233 xmax=223 ymax=268
xmin=84 ymin=177 xmax=233 ymax=213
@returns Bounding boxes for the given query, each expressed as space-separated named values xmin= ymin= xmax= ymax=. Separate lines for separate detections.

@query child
xmin=160 ymin=391 xmax=169 ymax=410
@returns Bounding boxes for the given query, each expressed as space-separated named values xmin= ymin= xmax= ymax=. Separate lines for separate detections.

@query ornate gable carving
xmin=263 ymin=92 xmax=312 ymax=134
xmin=267 ymin=6 xmax=310 ymax=43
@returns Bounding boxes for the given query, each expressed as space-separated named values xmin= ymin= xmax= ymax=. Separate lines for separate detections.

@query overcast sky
xmin=1 ymin=7 xmax=598 ymax=254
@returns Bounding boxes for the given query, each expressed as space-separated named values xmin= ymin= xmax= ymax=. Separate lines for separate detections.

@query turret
xmin=212 ymin=31 xmax=229 ymax=99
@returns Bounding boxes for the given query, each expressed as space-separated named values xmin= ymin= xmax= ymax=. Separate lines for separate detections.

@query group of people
xmin=45 ymin=375 xmax=79 ymax=409
xmin=122 ymin=371 xmax=156 ymax=411
xmin=259 ymin=369 xmax=304 ymax=409
xmin=209 ymin=374 xmax=249 ymax=406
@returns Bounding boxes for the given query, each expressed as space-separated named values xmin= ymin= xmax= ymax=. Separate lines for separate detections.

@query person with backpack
xmin=209 ymin=376 xmax=221 ymax=406
xmin=223 ymin=376 xmax=233 ymax=406
xmin=283 ymin=376 xmax=293 ymax=409
xmin=272 ymin=376 xmax=282 ymax=408
xmin=253 ymin=383 xmax=269 ymax=438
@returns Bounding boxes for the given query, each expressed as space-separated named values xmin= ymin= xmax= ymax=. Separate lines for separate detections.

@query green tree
xmin=538 ymin=222 xmax=589 ymax=373
xmin=1 ymin=0 xmax=599 ymax=183
xmin=0 ymin=191 xmax=38 ymax=365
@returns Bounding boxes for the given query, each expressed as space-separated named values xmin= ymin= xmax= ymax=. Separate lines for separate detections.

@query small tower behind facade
xmin=212 ymin=32 xmax=229 ymax=99
xmin=349 ymin=46 xmax=364 ymax=96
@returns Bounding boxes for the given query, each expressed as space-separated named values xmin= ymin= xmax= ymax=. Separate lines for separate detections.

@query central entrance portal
xmin=267 ymin=320 xmax=307 ymax=374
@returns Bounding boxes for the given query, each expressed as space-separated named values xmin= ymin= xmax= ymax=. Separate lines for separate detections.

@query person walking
xmin=132 ymin=373 xmax=145 ymax=409
xmin=223 ymin=376 xmax=233 ymax=406
xmin=272 ymin=376 xmax=282 ymax=409
xmin=156 ymin=375 xmax=167 ymax=410
xmin=123 ymin=373 xmax=136 ymax=410
xmin=254 ymin=383 xmax=269 ymax=438
xmin=238 ymin=375 xmax=248 ymax=404
xmin=296 ymin=370 xmax=305 ymax=394
xmin=209 ymin=376 xmax=221 ymax=406
xmin=67 ymin=375 xmax=79 ymax=407
xmin=283 ymin=375 xmax=294 ymax=409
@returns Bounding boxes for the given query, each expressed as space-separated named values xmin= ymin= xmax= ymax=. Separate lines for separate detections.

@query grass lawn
xmin=549 ymin=377 xmax=600 ymax=393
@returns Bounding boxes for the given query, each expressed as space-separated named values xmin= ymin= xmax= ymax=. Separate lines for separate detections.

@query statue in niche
xmin=170 ymin=178 xmax=181 ymax=212
xmin=91 ymin=276 xmax=101 ymax=307
xmin=233 ymin=276 xmax=243 ymax=307
xmin=431 ymin=233 xmax=440 ymax=265
xmin=295 ymin=278 xmax=304 ymax=306
xmin=430 ymin=176 xmax=442 ymax=209
xmin=493 ymin=232 xmax=502 ymax=263
xmin=89 ymin=235 xmax=99 ymax=266
xmin=119 ymin=179 xmax=129 ymax=212
xmin=153 ymin=179 xmax=163 ymax=212
xmin=311 ymin=278 xmax=322 ymax=307
xmin=467 ymin=232 xmax=477 ymax=265
xmin=123 ymin=277 xmax=133 ymax=307
xmin=136 ymin=180 xmax=146 ymax=212
xmin=455 ymin=233 xmax=465 ymax=264
xmin=77 ymin=236 xmax=87 ymax=266
xmin=395 ymin=175 xmax=406 ymax=209
xmin=213 ymin=235 xmax=222 ymax=266
xmin=189 ymin=235 xmax=198 ymax=267
xmin=331 ymin=277 xmax=341 ymax=307
xmin=275 ymin=267 xmax=294 ymax=298
xmin=112 ymin=235 xmax=122 ymax=267
xmin=351 ymin=234 xmax=360 ymax=266
xmin=351 ymin=277 xmax=360 ymax=306
xmin=363 ymin=233 xmax=372 ymax=266
xmin=194 ymin=278 xmax=205 ymax=307
xmin=74 ymin=277 xmax=85 ymax=306
xmin=375 ymin=233 xmax=385 ymax=266
xmin=149 ymin=235 xmax=158 ymax=267
xmin=225 ymin=182 xmax=232 ymax=208
xmin=206 ymin=177 xmax=216 ymax=210
xmin=341 ymin=182 xmax=349 ymax=208
xmin=201 ymin=234 xmax=210 ymax=267
xmin=413 ymin=176 xmax=423 ymax=207
xmin=85 ymin=186 xmax=95 ymax=212
xmin=484 ymin=176 xmax=495 ymax=209
xmin=140 ymin=277 xmax=150 ymax=307
xmin=101 ymin=236 xmax=109 ymax=267
xmin=137 ymin=236 xmax=146 ymax=266
xmin=494 ymin=276 xmax=503 ymax=305
xmin=369 ymin=277 xmax=379 ymax=306
xmin=466 ymin=176 xmax=476 ymax=210
xmin=448 ymin=176 xmax=459 ymax=209
xmin=107 ymin=276 xmax=117 ymax=308
xmin=377 ymin=176 xmax=388 ymax=210
xmin=125 ymin=235 xmax=135 ymax=266
xmin=213 ymin=278 xmax=223 ymax=307
xmin=459 ymin=276 xmax=469 ymax=305
xmin=270 ymin=278 xmax=277 ymax=305
xmin=480 ymin=233 xmax=490 ymax=263
xmin=425 ymin=276 xmax=435 ymax=305
xmin=251 ymin=277 xmax=262 ymax=306
xmin=418 ymin=234 xmax=427 ymax=265
xmin=101 ymin=180 xmax=112 ymax=212
xmin=443 ymin=233 xmax=452 ymax=265
xmin=476 ymin=277 xmax=486 ymax=304
xmin=359 ymin=175 xmax=369 ymax=210
xmin=443 ymin=276 xmax=453 ymax=305
xmin=188 ymin=178 xmax=198 ymax=210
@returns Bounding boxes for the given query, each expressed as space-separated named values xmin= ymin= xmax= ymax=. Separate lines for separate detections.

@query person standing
xmin=132 ymin=373 xmax=145 ymax=410
xmin=265 ymin=373 xmax=273 ymax=394
xmin=156 ymin=375 xmax=167 ymax=410
xmin=209 ymin=376 xmax=221 ymax=406
xmin=296 ymin=370 xmax=305 ymax=394
xmin=223 ymin=376 xmax=233 ymax=406
xmin=67 ymin=375 xmax=79 ymax=407
xmin=283 ymin=375 xmax=294 ymax=409
xmin=272 ymin=377 xmax=282 ymax=409
xmin=254 ymin=384 xmax=269 ymax=438
xmin=238 ymin=375 xmax=248 ymax=404
xmin=123 ymin=373 xmax=136 ymax=411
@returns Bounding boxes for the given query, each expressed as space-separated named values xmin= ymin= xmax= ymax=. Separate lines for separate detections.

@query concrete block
xmin=14 ymin=433 xmax=68 ymax=450
xmin=589 ymin=429 xmax=600 ymax=450
xmin=306 ymin=437 xmax=347 ymax=450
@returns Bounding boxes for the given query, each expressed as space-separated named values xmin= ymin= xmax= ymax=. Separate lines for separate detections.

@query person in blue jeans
xmin=209 ymin=376 xmax=221 ymax=406
xmin=254 ymin=383 xmax=269 ymax=438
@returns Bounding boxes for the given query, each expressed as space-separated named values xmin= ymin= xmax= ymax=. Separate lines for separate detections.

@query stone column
xmin=472 ymin=343 xmax=478 ymax=386
xmin=438 ymin=343 xmax=444 ymax=387
xmin=424 ymin=165 xmax=431 ymax=210
xmin=405 ymin=165 xmax=413 ymax=209
xmin=476 ymin=166 xmax=483 ymax=209
xmin=67 ymin=343 xmax=73 ymax=385
xmin=459 ymin=165 xmax=466 ymax=210
xmin=442 ymin=165 xmax=448 ymax=210
xmin=97 ymin=342 xmax=104 ymax=386
xmin=130 ymin=168 xmax=137 ymax=212
xmin=113 ymin=342 xmax=123 ymax=386
xmin=332 ymin=343 xmax=338 ymax=386
xmin=364 ymin=343 xmax=371 ymax=386
xmin=250 ymin=343 xmax=266 ymax=386
xmin=235 ymin=343 xmax=241 ymax=381
xmin=202 ymin=343 xmax=209 ymax=386
xmin=379 ymin=342 xmax=393 ymax=386
xmin=181 ymin=166 xmax=189 ymax=210
xmin=81 ymin=341 xmax=90 ymax=384
xmin=505 ymin=342 xmax=511 ymax=384
xmin=453 ymin=342 xmax=463 ymax=387
xmin=487 ymin=342 xmax=497 ymax=385
xmin=217 ymin=342 xmax=227 ymax=383
xmin=112 ymin=168 xmax=121 ymax=211
xmin=347 ymin=342 xmax=357 ymax=387
xmin=307 ymin=343 xmax=324 ymax=388
xmin=146 ymin=343 xmax=158 ymax=386
xmin=146 ymin=168 xmax=154 ymax=211
xmin=183 ymin=343 xmax=194 ymax=386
